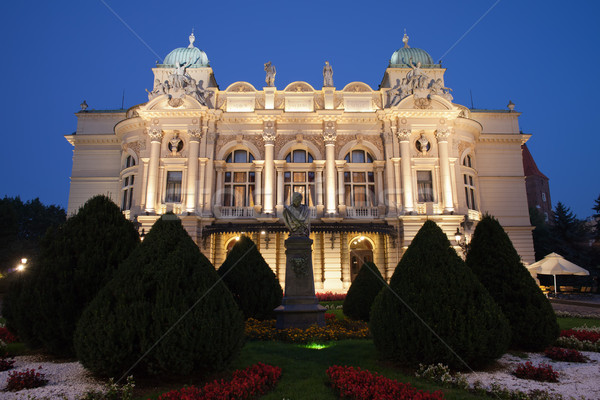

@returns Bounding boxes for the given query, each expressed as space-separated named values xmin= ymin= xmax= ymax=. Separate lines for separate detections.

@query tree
xmin=74 ymin=215 xmax=244 ymax=377
xmin=550 ymin=202 xmax=592 ymax=268
xmin=343 ymin=262 xmax=385 ymax=321
xmin=370 ymin=220 xmax=510 ymax=369
xmin=529 ymin=207 xmax=553 ymax=261
xmin=466 ymin=215 xmax=559 ymax=351
xmin=218 ymin=235 xmax=283 ymax=320
xmin=2 ymin=195 xmax=139 ymax=356
xmin=0 ymin=197 xmax=65 ymax=277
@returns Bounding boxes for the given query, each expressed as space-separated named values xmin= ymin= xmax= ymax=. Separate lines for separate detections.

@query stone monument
xmin=275 ymin=192 xmax=326 ymax=329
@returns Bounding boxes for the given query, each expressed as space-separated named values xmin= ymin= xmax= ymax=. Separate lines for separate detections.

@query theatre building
xmin=66 ymin=33 xmax=535 ymax=291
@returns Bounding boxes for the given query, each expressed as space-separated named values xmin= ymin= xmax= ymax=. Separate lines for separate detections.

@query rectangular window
xmin=542 ymin=192 xmax=546 ymax=202
xmin=352 ymin=172 xmax=366 ymax=183
xmin=293 ymin=172 xmax=305 ymax=183
xmin=233 ymin=185 xmax=246 ymax=207
xmin=354 ymin=186 xmax=367 ymax=207
xmin=165 ymin=171 xmax=182 ymax=203
xmin=234 ymin=172 xmax=246 ymax=183
xmin=417 ymin=171 xmax=434 ymax=202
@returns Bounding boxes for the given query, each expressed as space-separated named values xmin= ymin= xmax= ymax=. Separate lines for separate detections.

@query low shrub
xmin=0 ymin=357 xmax=15 ymax=372
xmin=513 ymin=362 xmax=559 ymax=382
xmin=544 ymin=347 xmax=587 ymax=363
xmin=80 ymin=376 xmax=135 ymax=400
xmin=0 ymin=326 xmax=17 ymax=344
xmin=415 ymin=363 xmax=468 ymax=389
xmin=245 ymin=317 xmax=369 ymax=343
xmin=316 ymin=292 xmax=346 ymax=302
xmin=327 ymin=365 xmax=445 ymax=399
xmin=157 ymin=363 xmax=282 ymax=400
xmin=6 ymin=368 xmax=49 ymax=391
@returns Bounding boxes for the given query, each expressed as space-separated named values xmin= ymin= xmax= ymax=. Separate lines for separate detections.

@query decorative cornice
xmin=478 ymin=134 xmax=531 ymax=144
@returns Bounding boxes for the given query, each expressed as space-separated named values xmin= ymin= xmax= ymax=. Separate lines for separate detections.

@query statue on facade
xmin=264 ymin=61 xmax=276 ymax=87
xmin=429 ymin=78 xmax=453 ymax=100
xmin=283 ymin=192 xmax=310 ymax=237
xmin=407 ymin=58 xmax=429 ymax=90
xmin=323 ymin=61 xmax=333 ymax=87
xmin=146 ymin=79 xmax=168 ymax=100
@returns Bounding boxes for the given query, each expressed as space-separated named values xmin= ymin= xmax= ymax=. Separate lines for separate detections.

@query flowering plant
xmin=316 ymin=292 xmax=346 ymax=301
xmin=544 ymin=347 xmax=587 ymax=363
xmin=6 ymin=367 xmax=49 ymax=391
xmin=0 ymin=327 xmax=17 ymax=344
xmin=513 ymin=361 xmax=559 ymax=382
xmin=0 ymin=357 xmax=15 ymax=372
xmin=245 ymin=317 xmax=369 ymax=343
xmin=327 ymin=365 xmax=445 ymax=399
xmin=556 ymin=326 xmax=600 ymax=352
xmin=560 ymin=328 xmax=600 ymax=343
xmin=157 ymin=363 xmax=281 ymax=400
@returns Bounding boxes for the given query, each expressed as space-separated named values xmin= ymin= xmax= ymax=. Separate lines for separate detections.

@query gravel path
xmin=0 ymin=356 xmax=105 ymax=400
xmin=463 ymin=351 xmax=600 ymax=399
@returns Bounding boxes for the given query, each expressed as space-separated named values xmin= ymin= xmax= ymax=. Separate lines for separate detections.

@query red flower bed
xmin=6 ymin=368 xmax=49 ymax=391
xmin=327 ymin=365 xmax=445 ymax=400
xmin=156 ymin=363 xmax=281 ymax=400
xmin=513 ymin=362 xmax=559 ymax=382
xmin=325 ymin=313 xmax=336 ymax=321
xmin=0 ymin=357 xmax=15 ymax=372
xmin=317 ymin=292 xmax=346 ymax=302
xmin=560 ymin=329 xmax=600 ymax=343
xmin=0 ymin=327 xmax=17 ymax=344
xmin=545 ymin=347 xmax=587 ymax=363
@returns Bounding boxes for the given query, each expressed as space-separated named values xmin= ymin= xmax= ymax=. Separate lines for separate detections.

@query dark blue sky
xmin=1 ymin=1 xmax=598 ymax=218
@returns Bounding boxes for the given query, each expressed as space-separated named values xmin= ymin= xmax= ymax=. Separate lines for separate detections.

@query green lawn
xmin=557 ymin=316 xmax=600 ymax=330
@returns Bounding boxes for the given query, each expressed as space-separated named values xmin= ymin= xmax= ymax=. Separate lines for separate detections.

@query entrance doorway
xmin=349 ymin=236 xmax=373 ymax=282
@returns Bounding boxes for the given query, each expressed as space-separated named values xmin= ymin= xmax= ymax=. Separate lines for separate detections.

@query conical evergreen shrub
xmin=466 ymin=215 xmax=559 ymax=351
xmin=74 ymin=215 xmax=244 ymax=377
xmin=343 ymin=262 xmax=385 ymax=321
xmin=370 ymin=220 xmax=510 ymax=369
xmin=218 ymin=235 xmax=282 ymax=320
xmin=2 ymin=195 xmax=139 ymax=356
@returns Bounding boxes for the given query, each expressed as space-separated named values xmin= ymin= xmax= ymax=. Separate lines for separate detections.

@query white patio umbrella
xmin=527 ymin=252 xmax=589 ymax=295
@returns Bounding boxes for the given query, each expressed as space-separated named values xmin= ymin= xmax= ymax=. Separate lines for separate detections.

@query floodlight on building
xmin=16 ymin=264 xmax=25 ymax=272
xmin=21 ymin=258 xmax=28 ymax=264
xmin=454 ymin=228 xmax=462 ymax=244
xmin=261 ymin=231 xmax=266 ymax=235
xmin=235 ymin=236 xmax=240 ymax=241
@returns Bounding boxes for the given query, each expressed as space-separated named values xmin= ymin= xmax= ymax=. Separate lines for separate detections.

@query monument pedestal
xmin=275 ymin=237 xmax=326 ymax=329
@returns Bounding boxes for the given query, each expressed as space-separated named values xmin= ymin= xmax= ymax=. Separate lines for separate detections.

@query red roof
xmin=522 ymin=144 xmax=548 ymax=179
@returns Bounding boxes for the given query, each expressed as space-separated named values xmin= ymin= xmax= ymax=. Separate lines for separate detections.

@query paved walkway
xmin=550 ymin=294 xmax=600 ymax=318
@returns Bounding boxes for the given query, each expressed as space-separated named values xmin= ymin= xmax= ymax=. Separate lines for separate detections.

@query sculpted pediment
xmin=342 ymin=82 xmax=373 ymax=92
xmin=396 ymin=93 xmax=454 ymax=110
xmin=284 ymin=81 xmax=315 ymax=92
xmin=144 ymin=94 xmax=207 ymax=111
xmin=225 ymin=82 xmax=257 ymax=92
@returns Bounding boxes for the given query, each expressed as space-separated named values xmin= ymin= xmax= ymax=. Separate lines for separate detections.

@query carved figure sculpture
xmin=264 ymin=61 xmax=276 ymax=87
xmin=283 ymin=192 xmax=310 ymax=237
xmin=323 ymin=61 xmax=333 ymax=87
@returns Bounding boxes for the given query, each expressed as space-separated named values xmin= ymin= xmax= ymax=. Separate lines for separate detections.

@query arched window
xmin=125 ymin=155 xmax=136 ymax=168
xmin=349 ymin=237 xmax=373 ymax=282
xmin=463 ymin=155 xmax=472 ymax=168
xmin=223 ymin=149 xmax=256 ymax=208
xmin=226 ymin=150 xmax=255 ymax=163
xmin=344 ymin=149 xmax=374 ymax=163
xmin=285 ymin=149 xmax=314 ymax=163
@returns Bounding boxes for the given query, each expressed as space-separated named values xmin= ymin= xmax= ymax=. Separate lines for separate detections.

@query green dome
xmin=389 ymin=34 xmax=439 ymax=68
xmin=158 ymin=33 xmax=209 ymax=68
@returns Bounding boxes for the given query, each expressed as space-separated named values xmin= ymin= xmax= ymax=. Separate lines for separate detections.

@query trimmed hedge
xmin=74 ymin=215 xmax=244 ymax=377
xmin=343 ymin=262 xmax=385 ymax=321
xmin=2 ymin=195 xmax=139 ymax=356
xmin=370 ymin=220 xmax=510 ymax=369
xmin=218 ymin=236 xmax=283 ymax=320
xmin=466 ymin=215 xmax=559 ymax=351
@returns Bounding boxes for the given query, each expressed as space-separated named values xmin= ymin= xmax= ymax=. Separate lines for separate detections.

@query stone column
xmin=145 ymin=127 xmax=163 ymax=213
xmin=185 ymin=129 xmax=202 ymax=213
xmin=214 ymin=160 xmax=226 ymax=206
xmin=202 ymin=122 xmax=215 ymax=216
xmin=392 ymin=158 xmax=402 ymax=211
xmin=323 ymin=120 xmax=337 ymax=215
xmin=398 ymin=128 xmax=414 ymax=213
xmin=197 ymin=158 xmax=208 ymax=212
xmin=336 ymin=160 xmax=346 ymax=206
xmin=436 ymin=127 xmax=454 ymax=213
xmin=274 ymin=160 xmax=286 ymax=208
xmin=262 ymin=120 xmax=276 ymax=214
xmin=314 ymin=160 xmax=325 ymax=206
xmin=374 ymin=161 xmax=385 ymax=207
xmin=253 ymin=160 xmax=264 ymax=210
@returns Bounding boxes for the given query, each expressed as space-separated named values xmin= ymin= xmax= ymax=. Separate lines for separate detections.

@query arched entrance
xmin=225 ymin=236 xmax=240 ymax=255
xmin=349 ymin=236 xmax=373 ymax=282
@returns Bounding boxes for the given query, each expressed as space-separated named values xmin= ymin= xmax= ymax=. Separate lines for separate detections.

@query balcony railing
xmin=346 ymin=207 xmax=379 ymax=218
xmin=220 ymin=206 xmax=255 ymax=218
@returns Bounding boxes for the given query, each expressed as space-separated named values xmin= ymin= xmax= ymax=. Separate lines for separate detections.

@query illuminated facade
xmin=66 ymin=33 xmax=535 ymax=291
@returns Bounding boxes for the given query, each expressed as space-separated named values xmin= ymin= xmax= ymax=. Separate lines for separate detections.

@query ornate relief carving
xmin=323 ymin=121 xmax=337 ymax=144
xmin=334 ymin=93 xmax=344 ymax=109
xmin=188 ymin=128 xmax=202 ymax=141
xmin=458 ymin=140 xmax=474 ymax=157
xmin=285 ymin=82 xmax=313 ymax=92
xmin=216 ymin=95 xmax=227 ymax=110
xmin=227 ymin=82 xmax=255 ymax=92
xmin=147 ymin=127 xmax=163 ymax=142
xmin=435 ymin=127 xmax=451 ymax=142
xmin=314 ymin=93 xmax=324 ymax=110
xmin=168 ymin=97 xmax=184 ymax=108
xmin=396 ymin=128 xmax=411 ymax=142
xmin=262 ymin=121 xmax=277 ymax=144
xmin=274 ymin=94 xmax=285 ymax=109
xmin=372 ymin=94 xmax=382 ymax=109
xmin=335 ymin=134 xmax=354 ymax=155
xmin=343 ymin=83 xmax=371 ymax=92
xmin=304 ymin=134 xmax=325 ymax=156
xmin=244 ymin=134 xmax=265 ymax=159
xmin=255 ymin=94 xmax=265 ymax=109
xmin=413 ymin=95 xmax=432 ymax=109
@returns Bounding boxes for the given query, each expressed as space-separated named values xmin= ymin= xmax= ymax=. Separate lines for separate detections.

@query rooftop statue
xmin=264 ymin=61 xmax=276 ymax=87
xmin=323 ymin=61 xmax=333 ymax=87
xmin=283 ymin=192 xmax=310 ymax=237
